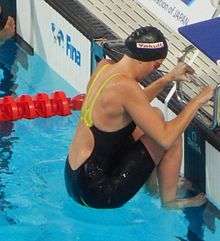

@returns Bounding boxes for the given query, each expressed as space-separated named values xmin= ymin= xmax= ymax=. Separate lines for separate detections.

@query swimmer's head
xmin=125 ymin=26 xmax=168 ymax=62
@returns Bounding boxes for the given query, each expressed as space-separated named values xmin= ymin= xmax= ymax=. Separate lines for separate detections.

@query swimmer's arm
xmin=121 ymin=81 xmax=213 ymax=150
xmin=142 ymin=73 xmax=173 ymax=102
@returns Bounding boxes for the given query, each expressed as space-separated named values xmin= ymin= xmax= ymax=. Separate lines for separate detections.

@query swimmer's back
xmin=68 ymin=59 xmax=134 ymax=170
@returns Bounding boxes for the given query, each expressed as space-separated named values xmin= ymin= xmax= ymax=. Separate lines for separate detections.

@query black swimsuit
xmin=64 ymin=64 xmax=155 ymax=208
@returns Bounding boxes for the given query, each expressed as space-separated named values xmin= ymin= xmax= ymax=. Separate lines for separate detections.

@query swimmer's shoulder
xmin=90 ymin=59 xmax=114 ymax=79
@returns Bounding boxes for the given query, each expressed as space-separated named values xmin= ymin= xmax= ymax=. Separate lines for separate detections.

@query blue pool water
xmin=0 ymin=39 xmax=220 ymax=241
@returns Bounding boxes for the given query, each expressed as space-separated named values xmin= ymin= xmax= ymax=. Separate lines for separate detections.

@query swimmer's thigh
xmin=108 ymin=140 xmax=155 ymax=207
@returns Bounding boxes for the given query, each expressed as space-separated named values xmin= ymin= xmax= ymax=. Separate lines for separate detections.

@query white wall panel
xmin=16 ymin=0 xmax=91 ymax=93
xmin=16 ymin=0 xmax=34 ymax=46
xmin=206 ymin=142 xmax=220 ymax=207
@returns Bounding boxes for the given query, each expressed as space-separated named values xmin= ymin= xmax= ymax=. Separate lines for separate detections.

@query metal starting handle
xmin=175 ymin=45 xmax=220 ymax=130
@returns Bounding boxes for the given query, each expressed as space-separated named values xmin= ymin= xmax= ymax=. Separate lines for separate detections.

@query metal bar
xmin=175 ymin=45 xmax=219 ymax=129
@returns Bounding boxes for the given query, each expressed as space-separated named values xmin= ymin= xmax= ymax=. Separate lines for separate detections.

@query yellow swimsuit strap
xmin=81 ymin=64 xmax=110 ymax=126
xmin=81 ymin=64 xmax=121 ymax=127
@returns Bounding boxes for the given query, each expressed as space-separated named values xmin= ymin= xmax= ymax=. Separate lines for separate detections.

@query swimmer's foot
xmin=162 ymin=193 xmax=207 ymax=210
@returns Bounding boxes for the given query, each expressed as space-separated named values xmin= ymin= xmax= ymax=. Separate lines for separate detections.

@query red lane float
xmin=0 ymin=91 xmax=85 ymax=122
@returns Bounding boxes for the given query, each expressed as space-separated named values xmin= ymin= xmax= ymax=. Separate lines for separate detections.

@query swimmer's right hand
xmin=193 ymin=85 xmax=215 ymax=106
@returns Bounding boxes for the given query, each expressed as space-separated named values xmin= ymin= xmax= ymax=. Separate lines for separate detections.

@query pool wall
xmin=16 ymin=0 xmax=91 ymax=94
xmin=15 ymin=0 xmax=220 ymax=208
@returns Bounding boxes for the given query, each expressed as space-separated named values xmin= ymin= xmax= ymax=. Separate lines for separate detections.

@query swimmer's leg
xmin=137 ymin=107 xmax=206 ymax=209
xmin=157 ymin=136 xmax=206 ymax=209
xmin=144 ymin=168 xmax=158 ymax=196
xmin=133 ymin=107 xmax=163 ymax=195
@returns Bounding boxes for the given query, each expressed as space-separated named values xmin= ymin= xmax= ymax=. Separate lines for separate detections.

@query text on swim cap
xmin=136 ymin=42 xmax=164 ymax=49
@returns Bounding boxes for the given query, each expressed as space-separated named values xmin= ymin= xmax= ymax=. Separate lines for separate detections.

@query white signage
xmin=137 ymin=0 xmax=217 ymax=32
xmin=16 ymin=0 xmax=91 ymax=93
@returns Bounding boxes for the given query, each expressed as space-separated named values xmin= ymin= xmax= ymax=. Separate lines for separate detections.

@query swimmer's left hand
xmin=168 ymin=62 xmax=195 ymax=82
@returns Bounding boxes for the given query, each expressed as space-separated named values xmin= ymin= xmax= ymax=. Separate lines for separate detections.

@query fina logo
xmin=180 ymin=0 xmax=195 ymax=6
xmin=51 ymin=23 xmax=81 ymax=66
